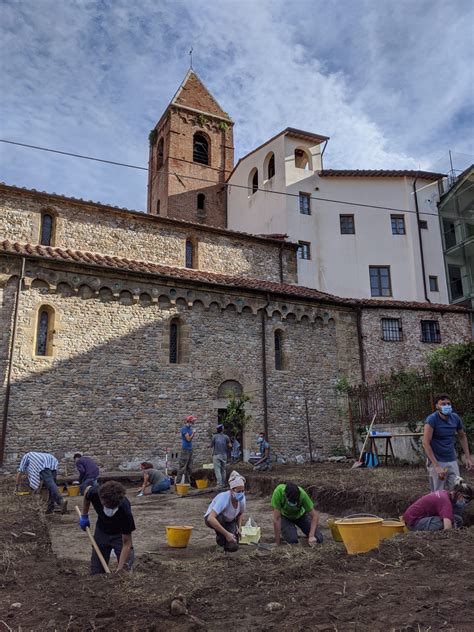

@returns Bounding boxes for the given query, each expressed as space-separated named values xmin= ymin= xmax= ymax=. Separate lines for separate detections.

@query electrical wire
xmin=0 ymin=138 xmax=445 ymax=216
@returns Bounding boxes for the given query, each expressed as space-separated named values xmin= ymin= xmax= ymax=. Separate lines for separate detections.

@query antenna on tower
xmin=189 ymin=47 xmax=194 ymax=69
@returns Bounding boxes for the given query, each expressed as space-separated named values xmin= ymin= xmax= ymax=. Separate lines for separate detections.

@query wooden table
xmin=367 ymin=432 xmax=423 ymax=465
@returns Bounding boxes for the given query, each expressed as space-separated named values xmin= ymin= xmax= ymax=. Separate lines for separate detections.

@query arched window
xmin=197 ymin=193 xmax=205 ymax=211
xmin=267 ymin=153 xmax=275 ymax=180
xmin=40 ymin=213 xmax=53 ymax=246
xmin=295 ymin=148 xmax=310 ymax=170
xmin=169 ymin=319 xmax=179 ymax=364
xmin=156 ymin=199 xmax=161 ymax=215
xmin=35 ymin=306 xmax=54 ymax=356
xmin=185 ymin=239 xmax=194 ymax=268
xmin=274 ymin=330 xmax=283 ymax=370
xmin=157 ymin=138 xmax=164 ymax=169
xmin=193 ymin=133 xmax=209 ymax=165
xmin=248 ymin=168 xmax=259 ymax=195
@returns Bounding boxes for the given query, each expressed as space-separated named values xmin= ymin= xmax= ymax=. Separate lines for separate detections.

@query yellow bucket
xmin=380 ymin=520 xmax=405 ymax=540
xmin=195 ymin=479 xmax=209 ymax=489
xmin=15 ymin=491 xmax=31 ymax=496
xmin=175 ymin=483 xmax=191 ymax=497
xmin=166 ymin=526 xmax=193 ymax=548
xmin=327 ymin=518 xmax=343 ymax=542
xmin=335 ymin=516 xmax=383 ymax=555
xmin=57 ymin=485 xmax=66 ymax=494
xmin=67 ymin=484 xmax=81 ymax=497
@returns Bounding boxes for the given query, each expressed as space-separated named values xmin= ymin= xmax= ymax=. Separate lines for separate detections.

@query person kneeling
xmin=403 ymin=480 xmax=472 ymax=532
xmin=137 ymin=462 xmax=172 ymax=496
xmin=79 ymin=480 xmax=136 ymax=574
xmin=204 ymin=470 xmax=246 ymax=552
xmin=272 ymin=482 xmax=323 ymax=546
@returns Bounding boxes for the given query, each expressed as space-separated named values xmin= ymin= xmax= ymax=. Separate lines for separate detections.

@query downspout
xmin=260 ymin=294 xmax=271 ymax=438
xmin=356 ymin=306 xmax=366 ymax=384
xmin=413 ymin=176 xmax=431 ymax=303
xmin=0 ymin=257 xmax=26 ymax=466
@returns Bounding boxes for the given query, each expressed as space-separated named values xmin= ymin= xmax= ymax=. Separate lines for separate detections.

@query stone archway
xmin=216 ymin=380 xmax=244 ymax=462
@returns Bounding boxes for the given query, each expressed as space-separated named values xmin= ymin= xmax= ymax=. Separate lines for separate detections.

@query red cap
xmin=186 ymin=415 xmax=197 ymax=423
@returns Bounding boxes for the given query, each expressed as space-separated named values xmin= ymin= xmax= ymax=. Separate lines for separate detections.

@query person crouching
xmin=79 ymin=480 xmax=136 ymax=574
xmin=204 ymin=470 xmax=246 ymax=552
xmin=403 ymin=480 xmax=472 ymax=532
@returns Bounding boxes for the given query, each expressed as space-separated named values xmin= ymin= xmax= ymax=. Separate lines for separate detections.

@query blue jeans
xmin=151 ymin=478 xmax=171 ymax=493
xmin=80 ymin=478 xmax=98 ymax=495
xmin=40 ymin=468 xmax=63 ymax=512
xmin=409 ymin=514 xmax=463 ymax=531
xmin=281 ymin=512 xmax=323 ymax=544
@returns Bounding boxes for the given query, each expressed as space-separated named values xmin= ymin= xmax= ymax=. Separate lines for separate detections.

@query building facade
xmin=227 ymin=129 xmax=449 ymax=303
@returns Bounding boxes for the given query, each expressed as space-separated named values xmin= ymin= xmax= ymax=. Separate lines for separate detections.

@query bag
xmin=363 ymin=451 xmax=379 ymax=468
xmin=240 ymin=517 xmax=261 ymax=545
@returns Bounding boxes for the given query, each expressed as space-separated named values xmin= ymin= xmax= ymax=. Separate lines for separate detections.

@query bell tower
xmin=147 ymin=70 xmax=234 ymax=228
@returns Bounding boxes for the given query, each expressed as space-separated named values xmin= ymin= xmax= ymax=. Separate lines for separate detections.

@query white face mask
xmin=103 ymin=506 xmax=119 ymax=517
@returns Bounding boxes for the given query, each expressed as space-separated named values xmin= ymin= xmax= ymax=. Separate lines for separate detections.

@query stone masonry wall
xmin=0 ymin=187 xmax=297 ymax=284
xmin=1 ymin=258 xmax=351 ymax=470
xmin=361 ymin=307 xmax=472 ymax=383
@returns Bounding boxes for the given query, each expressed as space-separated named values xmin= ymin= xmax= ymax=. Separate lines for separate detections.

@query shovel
xmin=352 ymin=413 xmax=377 ymax=469
xmin=74 ymin=506 xmax=111 ymax=573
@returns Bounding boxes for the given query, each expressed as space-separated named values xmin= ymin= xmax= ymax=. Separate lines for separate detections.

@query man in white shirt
xmin=16 ymin=451 xmax=68 ymax=514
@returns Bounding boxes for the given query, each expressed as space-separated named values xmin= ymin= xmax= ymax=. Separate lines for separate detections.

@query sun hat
xmin=228 ymin=470 xmax=246 ymax=489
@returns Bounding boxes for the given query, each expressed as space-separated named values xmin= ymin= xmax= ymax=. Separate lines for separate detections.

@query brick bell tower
xmin=147 ymin=70 xmax=234 ymax=228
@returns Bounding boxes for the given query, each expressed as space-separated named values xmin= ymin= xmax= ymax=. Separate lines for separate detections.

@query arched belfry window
xmin=295 ymin=148 xmax=310 ymax=170
xmin=35 ymin=305 xmax=55 ymax=356
xmin=267 ymin=153 xmax=275 ymax=179
xmin=169 ymin=319 xmax=179 ymax=364
xmin=249 ymin=168 xmax=259 ymax=195
xmin=193 ymin=133 xmax=209 ymax=165
xmin=40 ymin=213 xmax=54 ymax=246
xmin=185 ymin=239 xmax=194 ymax=268
xmin=157 ymin=138 xmax=164 ymax=169
xmin=197 ymin=193 xmax=205 ymax=211
xmin=274 ymin=330 xmax=283 ymax=370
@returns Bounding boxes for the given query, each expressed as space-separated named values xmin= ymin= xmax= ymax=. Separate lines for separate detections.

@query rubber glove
xmin=79 ymin=515 xmax=90 ymax=531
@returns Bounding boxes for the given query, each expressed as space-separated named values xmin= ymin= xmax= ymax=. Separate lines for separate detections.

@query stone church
xmin=0 ymin=71 xmax=470 ymax=469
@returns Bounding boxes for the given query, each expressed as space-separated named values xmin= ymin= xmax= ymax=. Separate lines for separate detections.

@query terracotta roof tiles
xmin=319 ymin=169 xmax=445 ymax=180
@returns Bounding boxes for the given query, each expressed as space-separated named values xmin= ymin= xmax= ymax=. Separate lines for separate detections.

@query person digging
xmin=271 ymin=482 xmax=323 ymax=546
xmin=16 ymin=451 xmax=68 ymax=515
xmin=79 ymin=480 xmax=135 ymax=574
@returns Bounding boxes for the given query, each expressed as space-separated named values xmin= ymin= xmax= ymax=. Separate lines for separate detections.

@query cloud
xmin=0 ymin=0 xmax=472 ymax=210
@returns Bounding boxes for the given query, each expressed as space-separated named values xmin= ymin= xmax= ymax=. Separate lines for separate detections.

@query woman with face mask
xmin=204 ymin=470 xmax=246 ymax=552
xmin=403 ymin=480 xmax=472 ymax=531
xmin=422 ymin=393 xmax=473 ymax=492
xmin=79 ymin=480 xmax=136 ymax=574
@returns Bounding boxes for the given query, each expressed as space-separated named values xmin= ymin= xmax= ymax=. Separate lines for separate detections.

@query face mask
xmin=286 ymin=499 xmax=298 ymax=507
xmin=103 ymin=506 xmax=119 ymax=517
xmin=440 ymin=404 xmax=452 ymax=415
xmin=454 ymin=499 xmax=466 ymax=511
xmin=257 ymin=437 xmax=263 ymax=444
xmin=233 ymin=491 xmax=245 ymax=502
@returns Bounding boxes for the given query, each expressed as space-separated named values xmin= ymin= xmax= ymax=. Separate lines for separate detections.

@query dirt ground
xmin=1 ymin=463 xmax=474 ymax=631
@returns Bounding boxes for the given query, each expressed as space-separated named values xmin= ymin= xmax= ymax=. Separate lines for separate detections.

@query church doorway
xmin=217 ymin=380 xmax=244 ymax=463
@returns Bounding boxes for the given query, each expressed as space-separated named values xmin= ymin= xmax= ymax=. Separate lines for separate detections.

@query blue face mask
xmin=454 ymin=499 xmax=466 ymax=512
xmin=233 ymin=491 xmax=245 ymax=502
xmin=440 ymin=404 xmax=452 ymax=415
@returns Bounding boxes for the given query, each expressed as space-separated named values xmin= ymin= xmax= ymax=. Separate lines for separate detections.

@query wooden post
xmin=348 ymin=403 xmax=357 ymax=458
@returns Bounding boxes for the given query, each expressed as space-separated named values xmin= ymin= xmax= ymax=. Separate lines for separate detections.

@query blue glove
xmin=79 ymin=515 xmax=90 ymax=531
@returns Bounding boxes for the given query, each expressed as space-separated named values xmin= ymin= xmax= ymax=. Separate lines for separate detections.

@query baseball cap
xmin=186 ymin=415 xmax=197 ymax=423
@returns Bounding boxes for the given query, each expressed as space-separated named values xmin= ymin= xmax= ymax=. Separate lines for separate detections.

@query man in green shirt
xmin=271 ymin=482 xmax=323 ymax=546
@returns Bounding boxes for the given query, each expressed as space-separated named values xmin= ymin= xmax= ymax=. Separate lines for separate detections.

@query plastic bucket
xmin=175 ymin=483 xmax=191 ymax=497
xmin=67 ymin=484 xmax=81 ymax=497
xmin=166 ymin=526 xmax=193 ymax=548
xmin=195 ymin=479 xmax=209 ymax=489
xmin=380 ymin=520 xmax=405 ymax=540
xmin=335 ymin=516 xmax=383 ymax=554
xmin=327 ymin=518 xmax=343 ymax=542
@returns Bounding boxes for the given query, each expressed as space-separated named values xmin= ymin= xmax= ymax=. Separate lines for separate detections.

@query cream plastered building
xmin=227 ymin=128 xmax=449 ymax=303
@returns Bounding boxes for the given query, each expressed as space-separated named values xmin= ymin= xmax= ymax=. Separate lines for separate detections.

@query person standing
xmin=137 ymin=462 xmax=172 ymax=495
xmin=73 ymin=453 xmax=100 ymax=495
xmin=16 ymin=451 xmax=68 ymax=515
xmin=176 ymin=415 xmax=196 ymax=484
xmin=79 ymin=480 xmax=135 ymax=574
xmin=271 ymin=482 xmax=323 ymax=546
xmin=211 ymin=424 xmax=231 ymax=488
xmin=204 ymin=470 xmax=246 ymax=552
xmin=423 ymin=394 xmax=473 ymax=491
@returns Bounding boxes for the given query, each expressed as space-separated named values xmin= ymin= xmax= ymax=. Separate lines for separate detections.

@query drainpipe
xmin=413 ymin=176 xmax=431 ymax=303
xmin=260 ymin=294 xmax=271 ymax=438
xmin=0 ymin=257 xmax=26 ymax=466
xmin=278 ymin=242 xmax=284 ymax=282
xmin=356 ymin=307 xmax=366 ymax=383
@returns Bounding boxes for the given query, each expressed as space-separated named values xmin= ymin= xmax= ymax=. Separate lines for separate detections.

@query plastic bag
xmin=240 ymin=517 xmax=261 ymax=545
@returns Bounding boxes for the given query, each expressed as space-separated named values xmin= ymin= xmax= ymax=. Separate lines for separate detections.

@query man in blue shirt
xmin=423 ymin=393 xmax=473 ymax=491
xmin=176 ymin=415 xmax=196 ymax=484
xmin=254 ymin=432 xmax=271 ymax=471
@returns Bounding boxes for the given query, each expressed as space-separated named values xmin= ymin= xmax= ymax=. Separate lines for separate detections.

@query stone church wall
xmin=0 ymin=259 xmax=356 ymax=470
xmin=0 ymin=187 xmax=298 ymax=284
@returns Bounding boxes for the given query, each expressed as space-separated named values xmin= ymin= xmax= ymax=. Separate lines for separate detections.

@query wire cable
xmin=0 ymin=138 xmax=445 ymax=216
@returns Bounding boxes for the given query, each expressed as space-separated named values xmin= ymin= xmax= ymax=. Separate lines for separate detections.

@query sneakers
xmin=60 ymin=499 xmax=68 ymax=514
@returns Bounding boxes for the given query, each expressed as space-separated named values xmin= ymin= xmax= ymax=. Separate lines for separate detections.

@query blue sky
xmin=1 ymin=0 xmax=473 ymax=211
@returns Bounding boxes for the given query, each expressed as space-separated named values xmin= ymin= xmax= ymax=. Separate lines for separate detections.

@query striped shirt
xmin=18 ymin=452 xmax=59 ymax=490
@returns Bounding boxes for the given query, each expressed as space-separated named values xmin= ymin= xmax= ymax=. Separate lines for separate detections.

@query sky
xmin=1 ymin=0 xmax=473 ymax=211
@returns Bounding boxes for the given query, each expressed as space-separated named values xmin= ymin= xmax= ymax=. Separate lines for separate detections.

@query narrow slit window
xmin=170 ymin=320 xmax=179 ymax=363
xmin=299 ymin=193 xmax=311 ymax=215
xmin=157 ymin=138 xmax=164 ymax=169
xmin=185 ymin=240 xmax=194 ymax=268
xmin=197 ymin=193 xmax=205 ymax=211
xmin=193 ymin=133 xmax=209 ymax=165
xmin=36 ymin=307 xmax=54 ymax=356
xmin=274 ymin=330 xmax=283 ymax=370
xmin=40 ymin=214 xmax=53 ymax=246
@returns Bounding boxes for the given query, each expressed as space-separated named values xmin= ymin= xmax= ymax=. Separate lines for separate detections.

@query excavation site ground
xmin=1 ymin=463 xmax=473 ymax=632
